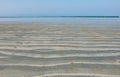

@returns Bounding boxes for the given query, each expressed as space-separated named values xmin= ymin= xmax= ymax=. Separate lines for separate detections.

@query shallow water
xmin=0 ymin=17 xmax=120 ymax=23
xmin=0 ymin=22 xmax=120 ymax=77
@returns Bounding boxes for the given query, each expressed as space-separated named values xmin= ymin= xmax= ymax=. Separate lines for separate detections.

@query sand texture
xmin=0 ymin=23 xmax=120 ymax=77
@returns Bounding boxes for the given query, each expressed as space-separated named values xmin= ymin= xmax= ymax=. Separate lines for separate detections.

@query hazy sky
xmin=0 ymin=0 xmax=119 ymax=16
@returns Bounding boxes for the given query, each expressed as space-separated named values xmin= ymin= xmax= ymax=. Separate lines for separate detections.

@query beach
xmin=0 ymin=23 xmax=120 ymax=77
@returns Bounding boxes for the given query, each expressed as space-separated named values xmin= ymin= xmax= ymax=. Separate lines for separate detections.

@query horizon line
xmin=0 ymin=16 xmax=119 ymax=18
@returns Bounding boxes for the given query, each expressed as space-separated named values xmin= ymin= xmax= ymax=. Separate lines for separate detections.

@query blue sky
xmin=0 ymin=0 xmax=119 ymax=16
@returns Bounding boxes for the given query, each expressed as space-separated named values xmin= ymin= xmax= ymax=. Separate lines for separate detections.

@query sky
xmin=0 ymin=0 xmax=119 ymax=16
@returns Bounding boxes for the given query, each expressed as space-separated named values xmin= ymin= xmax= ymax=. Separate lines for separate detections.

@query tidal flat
xmin=0 ymin=23 xmax=120 ymax=77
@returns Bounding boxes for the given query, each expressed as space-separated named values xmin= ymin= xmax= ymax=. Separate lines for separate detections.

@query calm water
xmin=0 ymin=17 xmax=120 ymax=77
xmin=0 ymin=17 xmax=120 ymax=23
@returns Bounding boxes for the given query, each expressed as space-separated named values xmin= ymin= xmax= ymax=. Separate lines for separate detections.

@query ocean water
xmin=0 ymin=17 xmax=120 ymax=77
xmin=0 ymin=17 xmax=120 ymax=23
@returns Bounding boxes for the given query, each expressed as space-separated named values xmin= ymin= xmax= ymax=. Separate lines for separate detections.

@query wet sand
xmin=0 ymin=23 xmax=120 ymax=77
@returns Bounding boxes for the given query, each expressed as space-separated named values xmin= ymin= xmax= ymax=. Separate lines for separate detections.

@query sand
xmin=0 ymin=23 xmax=120 ymax=77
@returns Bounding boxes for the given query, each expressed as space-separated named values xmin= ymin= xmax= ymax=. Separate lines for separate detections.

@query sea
xmin=0 ymin=16 xmax=120 ymax=23
xmin=0 ymin=16 xmax=120 ymax=77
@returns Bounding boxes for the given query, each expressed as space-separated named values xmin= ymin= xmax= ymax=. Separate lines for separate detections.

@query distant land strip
xmin=0 ymin=16 xmax=119 ymax=18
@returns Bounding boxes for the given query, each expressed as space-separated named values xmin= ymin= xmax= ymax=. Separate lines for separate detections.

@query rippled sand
xmin=0 ymin=23 xmax=120 ymax=77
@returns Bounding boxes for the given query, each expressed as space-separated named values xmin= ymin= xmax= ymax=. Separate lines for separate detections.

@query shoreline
xmin=0 ymin=22 xmax=120 ymax=29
